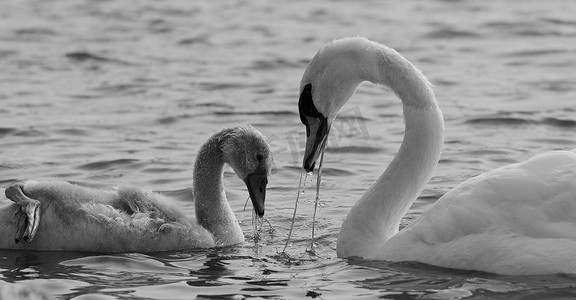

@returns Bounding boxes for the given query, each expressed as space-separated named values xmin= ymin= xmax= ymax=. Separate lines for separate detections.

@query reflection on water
xmin=1 ymin=0 xmax=576 ymax=298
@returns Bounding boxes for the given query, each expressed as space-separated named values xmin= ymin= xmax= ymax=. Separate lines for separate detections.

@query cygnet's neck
xmin=336 ymin=40 xmax=445 ymax=258
xmin=193 ymin=132 xmax=243 ymax=245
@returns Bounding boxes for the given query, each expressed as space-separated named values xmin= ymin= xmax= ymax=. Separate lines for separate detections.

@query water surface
xmin=1 ymin=0 xmax=576 ymax=299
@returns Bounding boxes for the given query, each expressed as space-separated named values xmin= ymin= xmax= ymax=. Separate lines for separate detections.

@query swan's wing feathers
xmin=22 ymin=180 xmax=193 ymax=235
xmin=80 ymin=186 xmax=190 ymax=230
xmin=113 ymin=186 xmax=183 ymax=221
xmin=55 ymin=201 xmax=212 ymax=252
xmin=417 ymin=150 xmax=576 ymax=240
xmin=413 ymin=225 xmax=576 ymax=275
xmin=80 ymin=202 xmax=186 ymax=232
xmin=390 ymin=150 xmax=576 ymax=272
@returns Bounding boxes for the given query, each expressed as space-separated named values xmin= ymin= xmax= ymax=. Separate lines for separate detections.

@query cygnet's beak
xmin=299 ymin=84 xmax=330 ymax=173
xmin=244 ymin=165 xmax=267 ymax=217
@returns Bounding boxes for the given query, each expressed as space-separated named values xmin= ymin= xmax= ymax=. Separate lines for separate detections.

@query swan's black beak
xmin=244 ymin=165 xmax=267 ymax=217
xmin=299 ymin=84 xmax=330 ymax=173
xmin=302 ymin=116 xmax=329 ymax=173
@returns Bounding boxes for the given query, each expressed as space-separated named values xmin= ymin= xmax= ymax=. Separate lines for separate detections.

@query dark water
xmin=1 ymin=0 xmax=576 ymax=299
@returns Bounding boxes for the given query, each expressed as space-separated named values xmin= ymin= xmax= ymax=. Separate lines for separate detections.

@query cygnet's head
xmin=220 ymin=125 xmax=272 ymax=217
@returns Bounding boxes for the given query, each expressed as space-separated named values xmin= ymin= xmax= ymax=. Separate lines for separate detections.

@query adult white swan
xmin=0 ymin=125 xmax=271 ymax=252
xmin=298 ymin=37 xmax=576 ymax=275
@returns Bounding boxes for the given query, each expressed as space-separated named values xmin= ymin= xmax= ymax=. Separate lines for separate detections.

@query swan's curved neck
xmin=337 ymin=45 xmax=445 ymax=258
xmin=193 ymin=133 xmax=243 ymax=245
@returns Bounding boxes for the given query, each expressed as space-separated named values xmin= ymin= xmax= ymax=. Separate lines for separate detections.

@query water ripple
xmin=14 ymin=28 xmax=58 ymax=36
xmin=77 ymin=158 xmax=144 ymax=171
xmin=422 ymin=27 xmax=482 ymax=39
xmin=65 ymin=51 xmax=135 ymax=66
xmin=466 ymin=117 xmax=533 ymax=126
xmin=0 ymin=162 xmax=37 ymax=170
xmin=54 ymin=128 xmax=90 ymax=136
xmin=214 ymin=110 xmax=296 ymax=116
xmin=0 ymin=127 xmax=17 ymax=138
xmin=13 ymin=128 xmax=48 ymax=137
xmin=247 ymin=58 xmax=303 ymax=71
xmin=527 ymin=80 xmax=576 ymax=93
xmin=466 ymin=116 xmax=576 ymax=128
xmin=501 ymin=49 xmax=571 ymax=57
xmin=178 ymin=35 xmax=212 ymax=46
xmin=317 ymin=167 xmax=355 ymax=177
xmin=326 ymin=145 xmax=382 ymax=154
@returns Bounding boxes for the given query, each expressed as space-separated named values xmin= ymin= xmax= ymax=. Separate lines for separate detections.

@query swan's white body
xmin=382 ymin=150 xmax=576 ymax=275
xmin=0 ymin=126 xmax=271 ymax=253
xmin=299 ymin=37 xmax=576 ymax=275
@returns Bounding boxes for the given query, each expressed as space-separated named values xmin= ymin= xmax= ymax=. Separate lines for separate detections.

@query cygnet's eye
xmin=256 ymin=154 xmax=264 ymax=162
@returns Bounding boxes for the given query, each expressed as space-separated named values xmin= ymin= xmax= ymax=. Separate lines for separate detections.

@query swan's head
xmin=299 ymin=37 xmax=380 ymax=172
xmin=221 ymin=125 xmax=272 ymax=217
